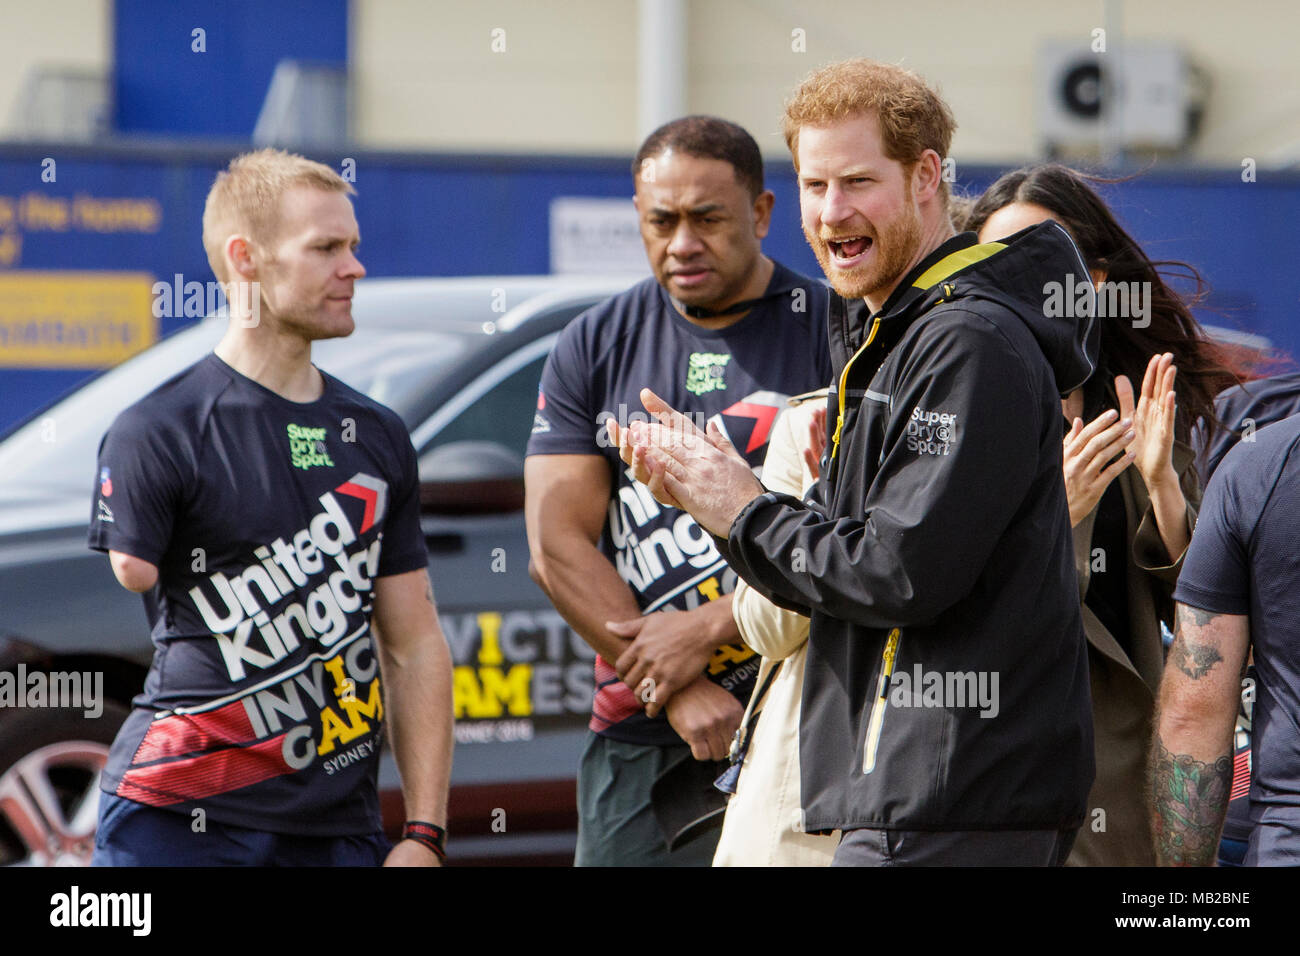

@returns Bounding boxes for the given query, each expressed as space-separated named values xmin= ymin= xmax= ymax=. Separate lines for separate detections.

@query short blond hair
xmin=202 ymin=148 xmax=354 ymax=282
xmin=782 ymin=59 xmax=957 ymax=203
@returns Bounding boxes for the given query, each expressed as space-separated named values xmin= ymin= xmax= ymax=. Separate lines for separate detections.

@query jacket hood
xmin=839 ymin=221 xmax=1100 ymax=397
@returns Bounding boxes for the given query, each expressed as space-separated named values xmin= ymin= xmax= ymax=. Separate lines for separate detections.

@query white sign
xmin=549 ymin=197 xmax=648 ymax=275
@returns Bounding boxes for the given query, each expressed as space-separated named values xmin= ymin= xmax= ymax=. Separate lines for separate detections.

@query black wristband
xmin=402 ymin=821 xmax=447 ymax=861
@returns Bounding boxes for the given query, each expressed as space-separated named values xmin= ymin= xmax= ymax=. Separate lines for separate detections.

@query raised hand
xmin=1116 ymin=352 xmax=1178 ymax=496
xmin=1117 ymin=352 xmax=1190 ymax=562
xmin=1062 ymin=408 xmax=1135 ymax=527
xmin=606 ymin=388 xmax=763 ymax=537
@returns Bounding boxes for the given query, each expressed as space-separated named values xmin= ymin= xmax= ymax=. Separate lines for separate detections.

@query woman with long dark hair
xmin=965 ymin=165 xmax=1244 ymax=866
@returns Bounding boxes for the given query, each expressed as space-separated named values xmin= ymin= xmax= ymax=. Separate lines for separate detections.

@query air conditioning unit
xmin=252 ymin=60 xmax=349 ymax=148
xmin=8 ymin=66 xmax=110 ymax=142
xmin=1037 ymin=40 xmax=1208 ymax=154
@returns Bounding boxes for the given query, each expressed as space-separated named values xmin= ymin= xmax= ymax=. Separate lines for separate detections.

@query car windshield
xmin=0 ymin=318 xmax=467 ymax=498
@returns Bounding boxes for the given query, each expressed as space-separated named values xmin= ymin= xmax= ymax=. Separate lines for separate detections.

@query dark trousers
xmin=91 ymin=792 xmax=391 ymax=866
xmin=832 ymin=826 xmax=1077 ymax=866
xmin=574 ymin=731 xmax=719 ymax=867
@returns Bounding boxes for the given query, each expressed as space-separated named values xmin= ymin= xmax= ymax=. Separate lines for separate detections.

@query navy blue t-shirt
xmin=526 ymin=262 xmax=833 ymax=746
xmin=1191 ymin=372 xmax=1300 ymax=846
xmin=88 ymin=353 xmax=428 ymax=836
xmin=1195 ymin=371 xmax=1300 ymax=484
xmin=1174 ymin=414 xmax=1300 ymax=856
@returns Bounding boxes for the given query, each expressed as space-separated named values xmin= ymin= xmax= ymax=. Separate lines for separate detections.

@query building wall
xmin=2 ymin=0 xmax=1293 ymax=166
xmin=0 ymin=0 xmax=111 ymax=137
xmin=352 ymin=0 xmax=1300 ymax=166
xmin=351 ymin=0 xmax=640 ymax=153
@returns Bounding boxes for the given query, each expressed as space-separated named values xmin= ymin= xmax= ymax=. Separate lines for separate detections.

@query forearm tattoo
xmin=1172 ymin=606 xmax=1225 ymax=680
xmin=1171 ymin=640 xmax=1224 ymax=680
xmin=1151 ymin=740 xmax=1232 ymax=866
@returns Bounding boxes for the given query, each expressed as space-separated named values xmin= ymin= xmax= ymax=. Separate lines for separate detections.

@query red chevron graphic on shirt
xmin=721 ymin=400 xmax=780 ymax=454
xmin=336 ymin=474 xmax=388 ymax=533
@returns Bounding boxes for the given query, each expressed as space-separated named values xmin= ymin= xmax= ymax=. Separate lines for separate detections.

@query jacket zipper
xmin=863 ymin=627 xmax=902 ymax=774
xmin=831 ymin=284 xmax=963 ymax=466
xmin=830 ymin=315 xmax=881 ymax=462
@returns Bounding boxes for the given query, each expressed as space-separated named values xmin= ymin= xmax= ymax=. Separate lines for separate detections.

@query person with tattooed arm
xmin=1151 ymin=414 xmax=1300 ymax=865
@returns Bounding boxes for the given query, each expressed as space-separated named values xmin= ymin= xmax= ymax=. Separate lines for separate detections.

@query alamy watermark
xmin=152 ymin=274 xmax=261 ymax=327
xmin=888 ymin=664 xmax=1000 ymax=718
xmin=0 ymin=664 xmax=103 ymax=718
xmin=50 ymin=886 xmax=151 ymax=936
xmin=1043 ymin=273 xmax=1151 ymax=328
xmin=596 ymin=404 xmax=710 ymax=450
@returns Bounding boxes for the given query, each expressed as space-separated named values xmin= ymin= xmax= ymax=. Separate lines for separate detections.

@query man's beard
xmin=274 ymin=301 xmax=356 ymax=341
xmin=804 ymin=202 xmax=923 ymax=302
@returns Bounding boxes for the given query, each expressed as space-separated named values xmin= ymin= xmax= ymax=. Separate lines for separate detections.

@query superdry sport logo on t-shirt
xmin=287 ymin=423 xmax=335 ymax=470
xmin=685 ymin=352 xmax=730 ymax=395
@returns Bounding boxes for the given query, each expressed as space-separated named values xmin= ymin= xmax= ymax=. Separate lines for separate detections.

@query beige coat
xmin=1067 ymin=439 xmax=1200 ymax=866
xmin=713 ymin=394 xmax=838 ymax=867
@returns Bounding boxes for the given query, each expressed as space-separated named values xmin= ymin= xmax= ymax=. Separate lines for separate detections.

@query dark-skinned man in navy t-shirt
xmin=525 ymin=116 xmax=833 ymax=866
xmin=88 ymin=149 xmax=453 ymax=867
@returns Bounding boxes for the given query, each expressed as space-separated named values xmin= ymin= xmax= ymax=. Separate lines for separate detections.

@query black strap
xmin=745 ymin=659 xmax=782 ymax=731
xmin=673 ymin=272 xmax=803 ymax=320
xmin=679 ymin=295 xmax=771 ymax=319
xmin=727 ymin=658 xmax=784 ymax=766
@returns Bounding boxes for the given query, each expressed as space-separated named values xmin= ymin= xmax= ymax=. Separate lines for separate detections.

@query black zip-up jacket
xmin=724 ymin=223 xmax=1099 ymax=832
